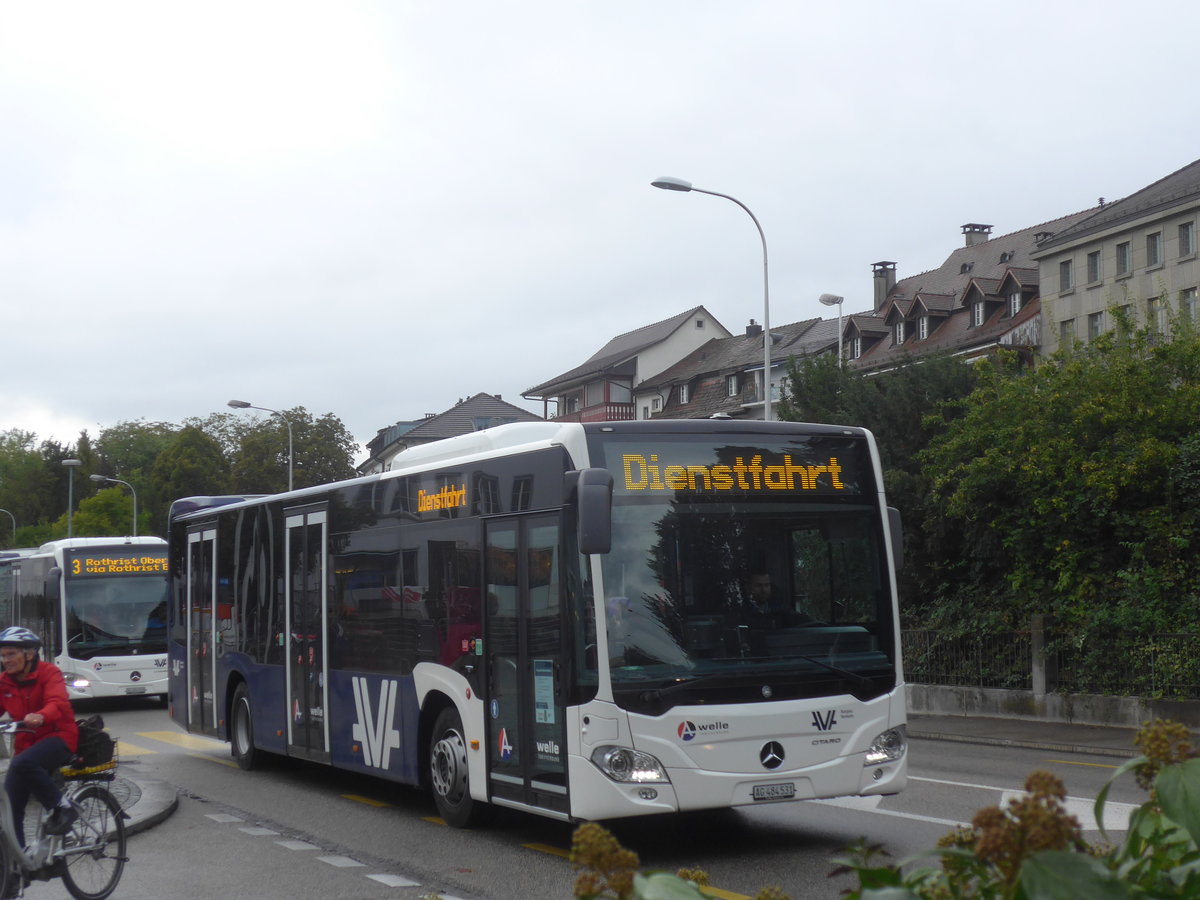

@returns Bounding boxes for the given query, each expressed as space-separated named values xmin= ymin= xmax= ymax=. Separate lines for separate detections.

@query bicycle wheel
xmin=56 ymin=785 xmax=126 ymax=900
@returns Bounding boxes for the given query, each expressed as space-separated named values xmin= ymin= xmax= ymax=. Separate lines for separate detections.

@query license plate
xmin=752 ymin=782 xmax=795 ymax=801
xmin=125 ymin=686 xmax=146 ymax=694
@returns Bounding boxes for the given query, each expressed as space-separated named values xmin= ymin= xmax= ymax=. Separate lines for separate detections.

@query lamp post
xmin=652 ymin=176 xmax=774 ymax=421
xmin=818 ymin=293 xmax=845 ymax=368
xmin=228 ymin=400 xmax=294 ymax=491
xmin=90 ymin=475 xmax=138 ymax=536
xmin=62 ymin=459 xmax=82 ymax=538
xmin=0 ymin=509 xmax=15 ymax=544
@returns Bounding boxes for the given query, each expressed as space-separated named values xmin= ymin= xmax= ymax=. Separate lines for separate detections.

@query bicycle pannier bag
xmin=74 ymin=714 xmax=115 ymax=767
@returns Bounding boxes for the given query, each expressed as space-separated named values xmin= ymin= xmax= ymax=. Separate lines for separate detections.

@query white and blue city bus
xmin=8 ymin=537 xmax=170 ymax=701
xmin=167 ymin=420 xmax=907 ymax=826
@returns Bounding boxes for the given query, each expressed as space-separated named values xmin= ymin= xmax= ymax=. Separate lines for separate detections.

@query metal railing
xmin=901 ymin=629 xmax=1200 ymax=700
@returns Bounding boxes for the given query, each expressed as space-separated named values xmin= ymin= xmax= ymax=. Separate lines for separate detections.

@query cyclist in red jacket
xmin=0 ymin=627 xmax=80 ymax=842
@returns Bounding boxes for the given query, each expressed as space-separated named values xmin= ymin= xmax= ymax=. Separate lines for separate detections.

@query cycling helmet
xmin=0 ymin=627 xmax=41 ymax=650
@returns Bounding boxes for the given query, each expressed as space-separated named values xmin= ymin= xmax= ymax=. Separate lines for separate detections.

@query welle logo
xmin=351 ymin=677 xmax=401 ymax=769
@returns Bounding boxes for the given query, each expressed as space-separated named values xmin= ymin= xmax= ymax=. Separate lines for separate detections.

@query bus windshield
xmin=592 ymin=433 xmax=898 ymax=714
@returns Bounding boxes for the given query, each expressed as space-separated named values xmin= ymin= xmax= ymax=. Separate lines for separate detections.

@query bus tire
xmin=231 ymin=684 xmax=258 ymax=771
xmin=429 ymin=707 xmax=487 ymax=828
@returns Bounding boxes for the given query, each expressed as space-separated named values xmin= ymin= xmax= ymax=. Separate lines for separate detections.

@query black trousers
xmin=5 ymin=737 xmax=71 ymax=846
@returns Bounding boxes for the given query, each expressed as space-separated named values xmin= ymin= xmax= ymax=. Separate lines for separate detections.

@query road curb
xmin=908 ymin=728 xmax=1139 ymax=759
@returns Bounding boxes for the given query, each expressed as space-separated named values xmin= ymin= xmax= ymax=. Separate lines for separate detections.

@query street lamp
xmin=62 ymin=459 xmax=82 ymax=538
xmin=0 ymin=509 xmax=15 ymax=544
xmin=652 ymin=176 xmax=774 ymax=421
xmin=90 ymin=475 xmax=138 ymax=537
xmin=818 ymin=293 xmax=845 ymax=368
xmin=228 ymin=400 xmax=294 ymax=491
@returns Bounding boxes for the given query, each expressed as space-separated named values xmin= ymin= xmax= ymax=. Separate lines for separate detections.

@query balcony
xmin=551 ymin=402 xmax=636 ymax=423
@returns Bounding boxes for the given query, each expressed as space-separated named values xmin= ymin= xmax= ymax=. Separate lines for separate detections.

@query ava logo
xmin=677 ymin=721 xmax=697 ymax=741
xmin=498 ymin=728 xmax=514 ymax=760
xmin=811 ymin=709 xmax=838 ymax=732
xmin=351 ymin=677 xmax=400 ymax=769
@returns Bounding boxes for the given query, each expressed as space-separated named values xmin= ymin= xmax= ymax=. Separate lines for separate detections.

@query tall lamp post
xmin=0 ymin=509 xmax=15 ymax=545
xmin=818 ymin=293 xmax=845 ymax=368
xmin=228 ymin=400 xmax=294 ymax=491
xmin=90 ymin=475 xmax=138 ymax=537
xmin=62 ymin=459 xmax=82 ymax=538
xmin=652 ymin=176 xmax=774 ymax=421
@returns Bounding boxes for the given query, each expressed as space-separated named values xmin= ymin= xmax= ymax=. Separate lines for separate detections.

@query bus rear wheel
xmin=231 ymin=684 xmax=258 ymax=771
xmin=429 ymin=707 xmax=486 ymax=828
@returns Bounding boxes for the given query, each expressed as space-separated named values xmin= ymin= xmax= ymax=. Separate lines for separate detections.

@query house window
xmin=1059 ymin=259 xmax=1073 ymax=291
xmin=959 ymin=262 xmax=973 ymax=275
xmin=725 ymin=374 xmax=739 ymax=397
xmin=1147 ymin=232 xmax=1162 ymax=267
xmin=695 ymin=319 xmax=705 ymax=329
xmin=1147 ymin=296 xmax=1165 ymax=338
xmin=999 ymin=251 xmax=1012 ymax=264
xmin=1086 ymin=250 xmax=1101 ymax=283
xmin=585 ymin=381 xmax=604 ymax=407
xmin=1009 ymin=290 xmax=1022 ymax=317
xmin=1117 ymin=241 xmax=1132 ymax=275
xmin=1059 ymin=318 xmax=1074 ymax=347
xmin=651 ymin=397 xmax=661 ymax=412
xmin=918 ymin=316 xmax=930 ymax=340
xmin=1180 ymin=222 xmax=1195 ymax=257
xmin=972 ymin=301 xmax=986 ymax=327
xmin=894 ymin=321 xmax=906 ymax=344
xmin=564 ymin=395 xmax=580 ymax=414
xmin=1181 ymin=287 xmax=1199 ymax=322
xmin=1087 ymin=311 xmax=1104 ymax=340
xmin=850 ymin=336 xmax=862 ymax=359
xmin=678 ymin=384 xmax=690 ymax=404
xmin=642 ymin=406 xmax=649 ymax=420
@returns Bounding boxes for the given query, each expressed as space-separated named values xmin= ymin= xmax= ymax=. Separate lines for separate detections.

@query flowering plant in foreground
xmin=833 ymin=719 xmax=1200 ymax=899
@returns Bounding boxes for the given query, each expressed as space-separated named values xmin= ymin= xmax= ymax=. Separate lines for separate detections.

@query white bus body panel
xmin=58 ymin=652 xmax=167 ymax=700
xmin=569 ymin=691 xmax=906 ymax=820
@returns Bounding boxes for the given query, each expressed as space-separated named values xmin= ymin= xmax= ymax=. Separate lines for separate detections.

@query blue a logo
xmin=811 ymin=709 xmax=837 ymax=732
xmin=677 ymin=721 xmax=696 ymax=741
xmin=351 ymin=677 xmax=400 ymax=769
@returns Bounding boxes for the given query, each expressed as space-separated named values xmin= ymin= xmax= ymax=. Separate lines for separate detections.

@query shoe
xmin=45 ymin=805 xmax=78 ymax=835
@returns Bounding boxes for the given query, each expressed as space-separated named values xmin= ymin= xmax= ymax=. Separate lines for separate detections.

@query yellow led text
xmin=622 ymin=454 xmax=844 ymax=492
xmin=418 ymin=485 xmax=467 ymax=512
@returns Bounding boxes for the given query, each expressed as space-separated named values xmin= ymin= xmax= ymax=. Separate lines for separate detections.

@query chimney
xmin=961 ymin=223 xmax=993 ymax=247
xmin=872 ymin=261 xmax=896 ymax=311
xmin=745 ymin=319 xmax=763 ymax=337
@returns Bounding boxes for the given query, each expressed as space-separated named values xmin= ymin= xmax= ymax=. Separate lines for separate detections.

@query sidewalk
xmin=908 ymin=713 xmax=1147 ymax=759
xmin=0 ymin=757 xmax=177 ymax=837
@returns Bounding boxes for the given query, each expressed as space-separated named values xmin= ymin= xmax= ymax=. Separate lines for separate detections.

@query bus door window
xmin=285 ymin=507 xmax=330 ymax=761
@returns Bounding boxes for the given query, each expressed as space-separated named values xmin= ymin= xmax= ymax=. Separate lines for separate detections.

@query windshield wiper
xmin=794 ymin=654 xmax=875 ymax=697
xmin=633 ymin=673 xmax=728 ymax=704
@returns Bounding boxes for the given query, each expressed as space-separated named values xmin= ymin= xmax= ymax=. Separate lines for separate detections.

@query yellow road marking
xmin=699 ymin=887 xmax=751 ymax=900
xmin=523 ymin=842 xmax=569 ymax=859
xmin=1046 ymin=759 xmax=1119 ymax=769
xmin=115 ymin=739 xmax=157 ymax=757
xmin=343 ymin=794 xmax=391 ymax=808
xmin=138 ymin=730 xmax=226 ymax=752
xmin=422 ymin=816 xmax=446 ymax=826
xmin=190 ymin=752 xmax=239 ymax=769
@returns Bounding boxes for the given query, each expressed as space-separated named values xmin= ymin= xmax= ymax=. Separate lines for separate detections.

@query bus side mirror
xmin=887 ymin=507 xmax=903 ymax=572
xmin=46 ymin=567 xmax=62 ymax=603
xmin=566 ymin=468 xmax=613 ymax=555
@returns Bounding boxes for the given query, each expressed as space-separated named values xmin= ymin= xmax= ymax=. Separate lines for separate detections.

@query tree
xmin=66 ymin=487 xmax=140 ymax=538
xmin=228 ymin=407 xmax=357 ymax=494
xmin=95 ymin=420 xmax=179 ymax=484
xmin=147 ymin=427 xmax=230 ymax=532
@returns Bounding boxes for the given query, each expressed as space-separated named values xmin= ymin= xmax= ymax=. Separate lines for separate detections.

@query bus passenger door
xmin=484 ymin=515 xmax=569 ymax=817
xmin=186 ymin=527 xmax=218 ymax=735
xmin=285 ymin=506 xmax=330 ymax=762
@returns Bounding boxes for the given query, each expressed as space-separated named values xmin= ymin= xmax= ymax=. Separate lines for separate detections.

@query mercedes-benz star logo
xmin=760 ymin=741 xmax=785 ymax=769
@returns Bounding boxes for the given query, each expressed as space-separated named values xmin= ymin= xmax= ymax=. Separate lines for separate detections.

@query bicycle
xmin=0 ymin=722 xmax=128 ymax=900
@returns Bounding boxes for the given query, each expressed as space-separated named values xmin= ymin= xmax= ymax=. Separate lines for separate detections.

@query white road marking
xmin=317 ymin=855 xmax=365 ymax=868
xmin=368 ymin=873 xmax=421 ymax=887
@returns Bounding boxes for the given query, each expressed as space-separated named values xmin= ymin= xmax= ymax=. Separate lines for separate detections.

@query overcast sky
xmin=4 ymin=1 xmax=1199 ymax=461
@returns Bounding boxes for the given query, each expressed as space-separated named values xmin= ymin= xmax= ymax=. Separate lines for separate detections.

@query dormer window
xmin=850 ymin=336 xmax=863 ymax=359
xmin=1009 ymin=290 xmax=1022 ymax=317
xmin=959 ymin=262 xmax=974 ymax=275
xmin=894 ymin=321 xmax=906 ymax=345
xmin=999 ymin=251 xmax=1013 ymax=264
xmin=725 ymin=374 xmax=739 ymax=397
xmin=679 ymin=383 xmax=690 ymax=404
xmin=972 ymin=301 xmax=986 ymax=327
xmin=918 ymin=316 xmax=930 ymax=340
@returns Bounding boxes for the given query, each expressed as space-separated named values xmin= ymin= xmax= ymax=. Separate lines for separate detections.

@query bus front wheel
xmin=429 ymin=707 xmax=486 ymax=828
xmin=231 ymin=684 xmax=258 ymax=770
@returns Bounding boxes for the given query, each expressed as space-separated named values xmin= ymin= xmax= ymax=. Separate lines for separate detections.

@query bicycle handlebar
xmin=0 ymin=721 xmax=37 ymax=735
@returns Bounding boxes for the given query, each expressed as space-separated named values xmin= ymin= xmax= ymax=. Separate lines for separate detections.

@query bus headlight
xmin=591 ymin=746 xmax=669 ymax=784
xmin=67 ymin=675 xmax=91 ymax=691
xmin=864 ymin=725 xmax=907 ymax=765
